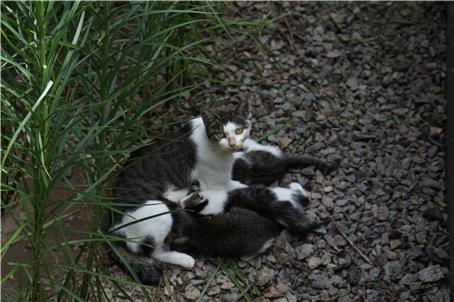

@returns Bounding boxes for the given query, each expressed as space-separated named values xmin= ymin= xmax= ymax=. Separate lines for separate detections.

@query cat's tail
xmin=286 ymin=155 xmax=340 ymax=175
xmin=108 ymin=241 xmax=163 ymax=285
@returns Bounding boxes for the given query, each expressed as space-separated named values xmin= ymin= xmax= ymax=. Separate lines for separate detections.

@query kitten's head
xmin=201 ymin=100 xmax=251 ymax=151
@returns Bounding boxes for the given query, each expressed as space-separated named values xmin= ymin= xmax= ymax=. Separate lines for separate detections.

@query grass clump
xmin=1 ymin=1 xmax=230 ymax=300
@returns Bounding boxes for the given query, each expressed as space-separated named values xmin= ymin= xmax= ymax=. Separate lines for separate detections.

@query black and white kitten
xmin=167 ymin=207 xmax=282 ymax=259
xmin=232 ymin=138 xmax=340 ymax=186
xmin=178 ymin=182 xmax=314 ymax=235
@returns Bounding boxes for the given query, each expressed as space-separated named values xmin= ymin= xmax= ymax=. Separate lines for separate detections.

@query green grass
xmin=219 ymin=260 xmax=258 ymax=302
xmin=0 ymin=1 xmax=236 ymax=301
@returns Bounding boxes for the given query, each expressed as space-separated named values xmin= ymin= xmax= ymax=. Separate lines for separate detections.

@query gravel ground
xmin=107 ymin=2 xmax=449 ymax=301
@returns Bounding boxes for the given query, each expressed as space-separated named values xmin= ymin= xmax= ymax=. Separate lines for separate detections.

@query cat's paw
xmin=241 ymin=138 xmax=254 ymax=151
xmin=178 ymin=254 xmax=195 ymax=269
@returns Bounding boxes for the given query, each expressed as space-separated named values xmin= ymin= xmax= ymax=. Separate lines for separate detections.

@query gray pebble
xmin=297 ymin=244 xmax=315 ymax=260
xmin=418 ymin=265 xmax=448 ymax=283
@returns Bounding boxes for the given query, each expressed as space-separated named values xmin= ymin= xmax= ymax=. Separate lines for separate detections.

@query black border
xmin=447 ymin=2 xmax=454 ymax=294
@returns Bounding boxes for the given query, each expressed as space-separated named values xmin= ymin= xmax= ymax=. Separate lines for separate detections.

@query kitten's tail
xmin=108 ymin=242 xmax=162 ymax=285
xmin=286 ymin=155 xmax=340 ymax=175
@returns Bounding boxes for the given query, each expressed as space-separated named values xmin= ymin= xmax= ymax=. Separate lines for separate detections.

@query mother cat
xmin=111 ymin=101 xmax=254 ymax=283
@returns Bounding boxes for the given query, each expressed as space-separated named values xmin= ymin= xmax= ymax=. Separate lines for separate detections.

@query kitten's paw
xmin=181 ymin=192 xmax=208 ymax=212
xmin=290 ymin=182 xmax=310 ymax=199
xmin=178 ymin=255 xmax=195 ymax=269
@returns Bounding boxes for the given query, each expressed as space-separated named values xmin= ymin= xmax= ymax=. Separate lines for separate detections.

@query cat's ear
xmin=235 ymin=100 xmax=249 ymax=119
xmin=201 ymin=109 xmax=219 ymax=126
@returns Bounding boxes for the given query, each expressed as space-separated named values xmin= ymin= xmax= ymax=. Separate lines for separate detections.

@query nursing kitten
xmin=110 ymin=101 xmax=252 ymax=284
xmin=232 ymin=138 xmax=340 ymax=186
xmin=167 ymin=207 xmax=282 ymax=258
xmin=178 ymin=182 xmax=316 ymax=235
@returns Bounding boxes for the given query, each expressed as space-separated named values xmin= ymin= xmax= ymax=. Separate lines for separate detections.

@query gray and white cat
xmin=110 ymin=101 xmax=254 ymax=284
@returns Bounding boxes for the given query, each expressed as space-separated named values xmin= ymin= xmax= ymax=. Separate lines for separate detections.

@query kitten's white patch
xmin=271 ymin=186 xmax=305 ymax=209
xmin=242 ymin=138 xmax=283 ymax=158
xmin=195 ymin=190 xmax=229 ymax=215
xmin=112 ymin=200 xmax=172 ymax=254
xmin=272 ymin=187 xmax=295 ymax=202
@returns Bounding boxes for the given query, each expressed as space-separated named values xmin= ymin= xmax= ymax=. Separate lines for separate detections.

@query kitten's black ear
xmin=235 ymin=100 xmax=249 ymax=119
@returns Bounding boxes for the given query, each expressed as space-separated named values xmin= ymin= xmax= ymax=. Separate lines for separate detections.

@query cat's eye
xmin=214 ymin=132 xmax=225 ymax=140
xmin=235 ymin=128 xmax=244 ymax=135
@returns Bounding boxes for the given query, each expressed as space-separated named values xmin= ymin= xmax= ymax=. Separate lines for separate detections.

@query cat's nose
xmin=228 ymin=137 xmax=236 ymax=147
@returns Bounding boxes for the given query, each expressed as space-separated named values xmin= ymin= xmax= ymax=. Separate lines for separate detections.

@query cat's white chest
xmin=195 ymin=151 xmax=234 ymax=190
xmin=190 ymin=117 xmax=238 ymax=190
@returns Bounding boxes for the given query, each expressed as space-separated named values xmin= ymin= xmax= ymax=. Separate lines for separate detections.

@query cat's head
xmin=201 ymin=100 xmax=251 ymax=150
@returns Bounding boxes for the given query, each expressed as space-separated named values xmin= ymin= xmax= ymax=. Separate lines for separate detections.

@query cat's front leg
xmin=242 ymin=138 xmax=283 ymax=157
xmin=233 ymin=151 xmax=245 ymax=159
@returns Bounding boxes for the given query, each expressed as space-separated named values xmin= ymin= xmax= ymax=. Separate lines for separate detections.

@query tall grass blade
xmin=1 ymin=80 xmax=53 ymax=167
